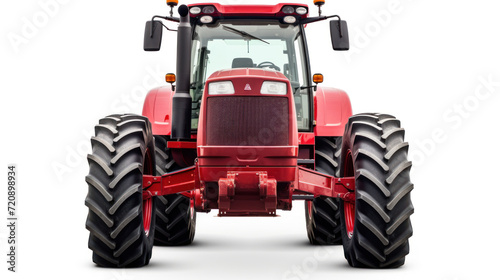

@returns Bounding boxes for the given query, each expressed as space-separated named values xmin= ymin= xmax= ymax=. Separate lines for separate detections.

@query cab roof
xmin=187 ymin=3 xmax=309 ymax=19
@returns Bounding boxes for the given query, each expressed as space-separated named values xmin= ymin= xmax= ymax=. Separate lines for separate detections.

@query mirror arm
xmin=152 ymin=15 xmax=180 ymax=23
xmin=299 ymin=85 xmax=318 ymax=92
xmin=300 ymin=15 xmax=327 ymax=24
xmin=150 ymin=15 xmax=180 ymax=35
xmin=300 ymin=15 xmax=343 ymax=37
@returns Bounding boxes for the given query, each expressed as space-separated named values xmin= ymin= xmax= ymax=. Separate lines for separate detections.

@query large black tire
xmin=85 ymin=114 xmax=156 ymax=267
xmin=305 ymin=137 xmax=343 ymax=245
xmin=339 ymin=113 xmax=414 ymax=268
xmin=153 ymin=136 xmax=196 ymax=246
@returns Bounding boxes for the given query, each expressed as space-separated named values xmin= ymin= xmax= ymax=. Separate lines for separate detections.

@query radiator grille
xmin=206 ymin=97 xmax=289 ymax=146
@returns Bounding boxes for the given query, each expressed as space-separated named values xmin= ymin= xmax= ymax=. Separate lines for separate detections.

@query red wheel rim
xmin=190 ymin=195 xmax=195 ymax=220
xmin=343 ymin=150 xmax=355 ymax=239
xmin=143 ymin=196 xmax=153 ymax=236
xmin=143 ymin=148 xmax=154 ymax=236
xmin=344 ymin=200 xmax=355 ymax=238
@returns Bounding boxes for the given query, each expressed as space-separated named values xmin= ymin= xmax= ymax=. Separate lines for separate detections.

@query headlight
xmin=282 ymin=6 xmax=295 ymax=14
xmin=283 ymin=16 xmax=297 ymax=24
xmin=200 ymin=15 xmax=213 ymax=24
xmin=202 ymin=6 xmax=215 ymax=14
xmin=261 ymin=81 xmax=287 ymax=95
xmin=190 ymin=7 xmax=201 ymax=14
xmin=209 ymin=81 xmax=235 ymax=95
xmin=296 ymin=7 xmax=308 ymax=15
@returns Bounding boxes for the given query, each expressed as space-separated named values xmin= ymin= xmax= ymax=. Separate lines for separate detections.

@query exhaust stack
xmin=172 ymin=4 xmax=192 ymax=140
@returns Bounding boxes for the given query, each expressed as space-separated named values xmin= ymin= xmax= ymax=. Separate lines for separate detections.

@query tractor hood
xmin=197 ymin=66 xmax=299 ymax=167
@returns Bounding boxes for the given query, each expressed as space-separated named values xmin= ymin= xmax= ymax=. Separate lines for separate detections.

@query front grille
xmin=206 ymin=96 xmax=289 ymax=146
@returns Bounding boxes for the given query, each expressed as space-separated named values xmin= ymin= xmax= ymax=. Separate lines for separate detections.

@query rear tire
xmin=85 ymin=114 xmax=156 ymax=267
xmin=305 ymin=137 xmax=343 ymax=245
xmin=153 ymin=136 xmax=196 ymax=246
xmin=339 ymin=113 xmax=414 ymax=268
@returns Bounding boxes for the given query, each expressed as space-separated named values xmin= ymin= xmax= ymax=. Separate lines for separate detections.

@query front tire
xmin=305 ymin=137 xmax=343 ymax=245
xmin=153 ymin=136 xmax=196 ymax=246
xmin=85 ymin=114 xmax=156 ymax=267
xmin=339 ymin=113 xmax=414 ymax=268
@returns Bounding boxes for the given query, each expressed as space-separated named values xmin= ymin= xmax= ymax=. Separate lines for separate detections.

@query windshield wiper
xmin=222 ymin=26 xmax=269 ymax=45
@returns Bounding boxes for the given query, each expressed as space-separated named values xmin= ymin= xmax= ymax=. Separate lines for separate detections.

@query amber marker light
xmin=167 ymin=0 xmax=178 ymax=6
xmin=314 ymin=0 xmax=325 ymax=6
xmin=313 ymin=73 xmax=324 ymax=84
xmin=165 ymin=73 xmax=176 ymax=83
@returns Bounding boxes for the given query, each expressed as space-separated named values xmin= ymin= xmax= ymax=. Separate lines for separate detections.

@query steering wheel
xmin=257 ymin=61 xmax=281 ymax=71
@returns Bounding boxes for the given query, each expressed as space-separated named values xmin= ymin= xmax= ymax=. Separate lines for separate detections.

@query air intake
xmin=206 ymin=96 xmax=289 ymax=146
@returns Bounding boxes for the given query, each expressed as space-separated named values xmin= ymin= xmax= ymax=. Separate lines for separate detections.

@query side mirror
xmin=144 ymin=20 xmax=163 ymax=51
xmin=330 ymin=20 xmax=349 ymax=51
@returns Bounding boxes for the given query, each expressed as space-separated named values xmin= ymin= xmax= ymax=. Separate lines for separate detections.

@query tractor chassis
xmin=142 ymin=150 xmax=355 ymax=216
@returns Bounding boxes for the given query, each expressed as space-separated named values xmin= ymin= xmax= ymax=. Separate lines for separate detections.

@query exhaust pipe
xmin=172 ymin=4 xmax=192 ymax=140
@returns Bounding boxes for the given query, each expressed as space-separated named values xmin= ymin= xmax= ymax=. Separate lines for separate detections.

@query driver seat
xmin=232 ymin=58 xmax=254 ymax=69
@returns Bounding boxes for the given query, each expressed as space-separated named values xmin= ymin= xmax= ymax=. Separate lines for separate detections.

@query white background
xmin=1 ymin=0 xmax=500 ymax=279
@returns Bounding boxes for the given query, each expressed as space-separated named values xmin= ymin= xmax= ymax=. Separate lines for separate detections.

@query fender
xmin=142 ymin=86 xmax=175 ymax=136
xmin=314 ymin=86 xmax=353 ymax=137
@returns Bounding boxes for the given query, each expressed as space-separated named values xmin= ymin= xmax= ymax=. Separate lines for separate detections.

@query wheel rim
xmin=143 ymin=148 xmax=154 ymax=236
xmin=143 ymin=195 xmax=153 ymax=236
xmin=190 ymin=195 xmax=195 ymax=220
xmin=343 ymin=150 xmax=355 ymax=239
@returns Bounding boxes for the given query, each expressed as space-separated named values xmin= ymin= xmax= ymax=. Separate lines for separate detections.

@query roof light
xmin=165 ymin=73 xmax=176 ymax=83
xmin=282 ymin=6 xmax=295 ymax=14
xmin=313 ymin=73 xmax=324 ymax=84
xmin=202 ymin=6 xmax=215 ymax=14
xmin=261 ymin=81 xmax=287 ymax=95
xmin=284 ymin=16 xmax=297 ymax=24
xmin=190 ymin=7 xmax=201 ymax=14
xmin=200 ymin=15 xmax=213 ymax=24
xmin=314 ymin=0 xmax=326 ymax=16
xmin=167 ymin=0 xmax=178 ymax=17
xmin=296 ymin=7 xmax=308 ymax=15
xmin=209 ymin=81 xmax=235 ymax=95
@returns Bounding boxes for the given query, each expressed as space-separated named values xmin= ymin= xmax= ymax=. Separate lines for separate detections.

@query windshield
xmin=190 ymin=20 xmax=311 ymax=131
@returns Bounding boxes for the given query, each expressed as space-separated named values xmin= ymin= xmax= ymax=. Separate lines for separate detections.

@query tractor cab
xmin=187 ymin=4 xmax=314 ymax=131
xmin=144 ymin=2 xmax=349 ymax=139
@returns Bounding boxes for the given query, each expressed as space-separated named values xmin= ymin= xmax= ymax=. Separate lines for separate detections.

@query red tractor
xmin=85 ymin=1 xmax=414 ymax=269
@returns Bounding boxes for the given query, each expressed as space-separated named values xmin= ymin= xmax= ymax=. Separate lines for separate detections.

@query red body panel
xmin=142 ymin=87 xmax=175 ymax=136
xmin=188 ymin=3 xmax=309 ymax=18
xmin=314 ymin=86 xmax=353 ymax=137
xmin=167 ymin=141 xmax=197 ymax=149
xmin=198 ymin=166 xmax=296 ymax=183
xmin=298 ymin=132 xmax=315 ymax=145
xmin=198 ymin=146 xmax=297 ymax=167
